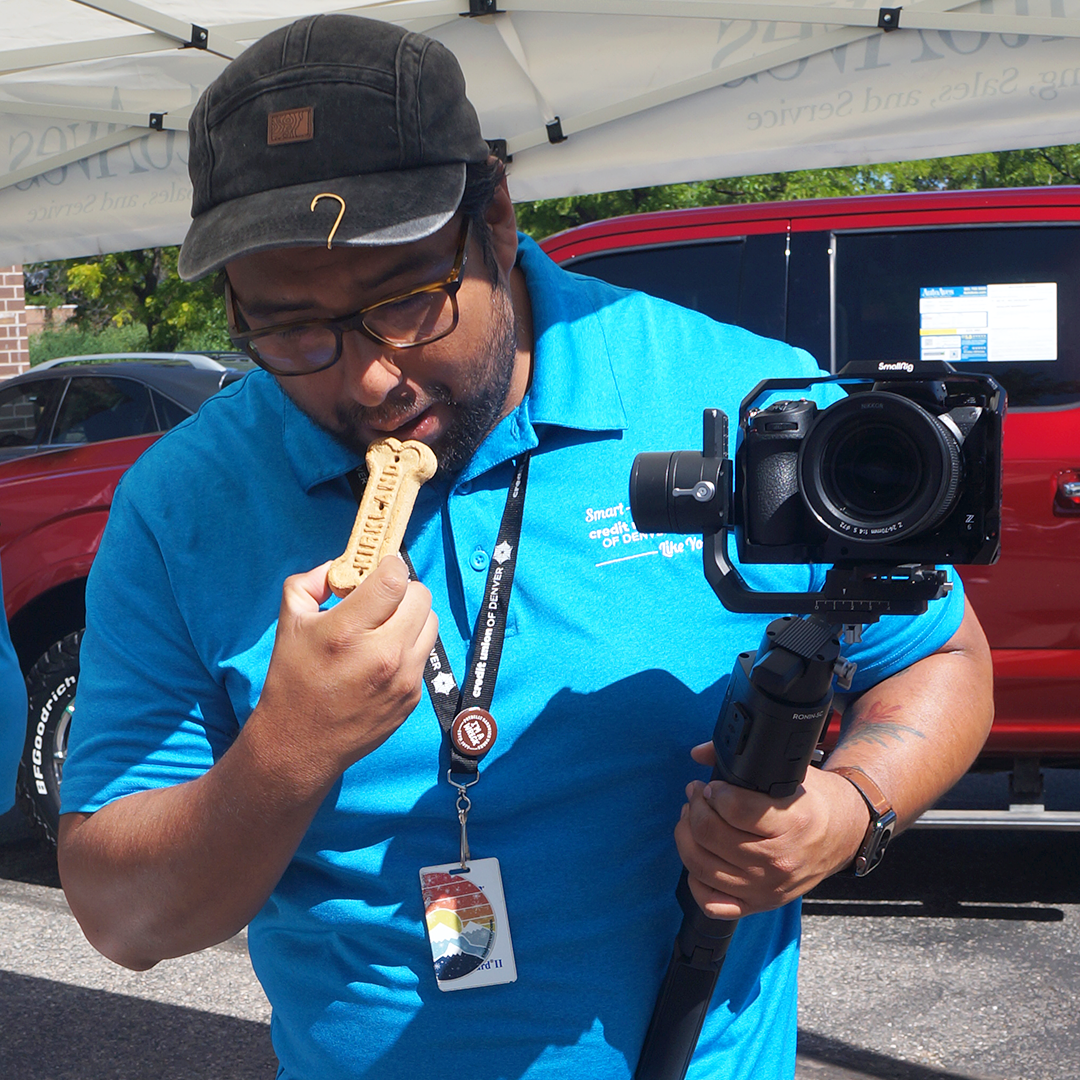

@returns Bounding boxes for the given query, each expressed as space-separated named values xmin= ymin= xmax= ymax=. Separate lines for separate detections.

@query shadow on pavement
xmin=0 ymin=969 xmax=277 ymax=1079
xmin=797 ymin=1030 xmax=1001 ymax=1080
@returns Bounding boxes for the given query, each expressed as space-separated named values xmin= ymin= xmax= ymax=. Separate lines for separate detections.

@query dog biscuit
xmin=328 ymin=437 xmax=438 ymax=597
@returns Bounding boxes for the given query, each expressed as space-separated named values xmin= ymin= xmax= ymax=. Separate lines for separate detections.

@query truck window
xmin=564 ymin=234 xmax=787 ymax=342
xmin=833 ymin=226 xmax=1080 ymax=408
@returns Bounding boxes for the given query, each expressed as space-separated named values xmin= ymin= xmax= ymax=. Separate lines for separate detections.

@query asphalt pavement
xmin=0 ymin=771 xmax=1077 ymax=1080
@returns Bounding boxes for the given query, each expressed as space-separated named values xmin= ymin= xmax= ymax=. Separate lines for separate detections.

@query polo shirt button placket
xmin=469 ymin=547 xmax=489 ymax=571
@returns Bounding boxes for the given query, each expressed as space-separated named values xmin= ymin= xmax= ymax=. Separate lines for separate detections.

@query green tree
xmin=514 ymin=142 xmax=1080 ymax=240
xmin=24 ymin=247 xmax=231 ymax=355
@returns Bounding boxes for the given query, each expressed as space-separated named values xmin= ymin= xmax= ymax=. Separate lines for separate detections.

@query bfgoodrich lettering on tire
xmin=16 ymin=630 xmax=81 ymax=847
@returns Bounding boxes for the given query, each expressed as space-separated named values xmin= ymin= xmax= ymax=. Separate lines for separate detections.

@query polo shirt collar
xmin=517 ymin=234 xmax=629 ymax=434
xmin=277 ymin=377 xmax=363 ymax=494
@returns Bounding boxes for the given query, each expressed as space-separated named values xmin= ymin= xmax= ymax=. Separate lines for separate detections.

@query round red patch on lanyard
xmin=451 ymin=708 xmax=498 ymax=758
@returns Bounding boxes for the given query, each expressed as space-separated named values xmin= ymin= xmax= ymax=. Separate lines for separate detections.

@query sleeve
xmin=0 ymin=566 xmax=27 ymax=814
xmin=60 ymin=482 xmax=241 ymax=815
xmin=837 ymin=565 xmax=966 ymax=694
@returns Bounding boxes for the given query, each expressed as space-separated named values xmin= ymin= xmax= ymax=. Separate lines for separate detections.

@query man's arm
xmin=675 ymin=597 xmax=993 ymax=919
xmin=58 ymin=557 xmax=438 ymax=971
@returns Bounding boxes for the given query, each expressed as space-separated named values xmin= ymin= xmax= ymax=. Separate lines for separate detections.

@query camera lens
xmin=828 ymin=425 xmax=924 ymax=516
xmin=798 ymin=392 xmax=961 ymax=543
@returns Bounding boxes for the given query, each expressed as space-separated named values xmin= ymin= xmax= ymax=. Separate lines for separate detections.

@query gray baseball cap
xmin=177 ymin=14 xmax=490 ymax=281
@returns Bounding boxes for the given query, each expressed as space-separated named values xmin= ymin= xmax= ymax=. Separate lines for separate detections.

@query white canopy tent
xmin=2 ymin=0 xmax=1080 ymax=265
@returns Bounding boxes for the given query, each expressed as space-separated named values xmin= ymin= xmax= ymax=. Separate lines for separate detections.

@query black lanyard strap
xmin=349 ymin=455 xmax=530 ymax=776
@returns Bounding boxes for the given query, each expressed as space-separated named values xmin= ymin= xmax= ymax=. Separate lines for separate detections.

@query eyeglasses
xmin=226 ymin=218 xmax=470 ymax=377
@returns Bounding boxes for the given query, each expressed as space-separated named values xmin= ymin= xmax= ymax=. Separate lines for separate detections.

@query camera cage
xmin=632 ymin=360 xmax=1005 ymax=621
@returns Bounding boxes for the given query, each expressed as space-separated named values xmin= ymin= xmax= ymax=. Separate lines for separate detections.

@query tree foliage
xmin=514 ymin=143 xmax=1080 ymax=239
xmin=23 ymin=247 xmax=231 ymax=356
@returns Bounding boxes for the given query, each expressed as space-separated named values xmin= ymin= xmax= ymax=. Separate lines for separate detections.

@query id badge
xmin=419 ymin=857 xmax=517 ymax=991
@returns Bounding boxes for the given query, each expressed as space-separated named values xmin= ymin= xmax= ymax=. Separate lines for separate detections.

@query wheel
xmin=16 ymin=630 xmax=81 ymax=847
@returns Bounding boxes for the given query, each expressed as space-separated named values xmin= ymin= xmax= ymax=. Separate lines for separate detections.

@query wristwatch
xmin=830 ymin=765 xmax=897 ymax=876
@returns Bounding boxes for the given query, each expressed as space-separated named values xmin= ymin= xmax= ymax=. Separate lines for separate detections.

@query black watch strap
xmin=831 ymin=765 xmax=898 ymax=876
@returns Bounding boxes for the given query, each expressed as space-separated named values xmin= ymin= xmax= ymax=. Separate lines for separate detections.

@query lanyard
xmin=348 ymin=454 xmax=530 ymax=777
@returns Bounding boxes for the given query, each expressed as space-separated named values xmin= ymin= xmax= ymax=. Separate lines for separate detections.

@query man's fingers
xmin=278 ymin=558 xmax=413 ymax=630
xmin=684 ymin=872 xmax=748 ymax=921
xmin=416 ymin=608 xmax=440 ymax=661
xmin=676 ymin=807 xmax=755 ymax=918
xmin=695 ymin=779 xmax=799 ymax=839
xmin=690 ymin=741 xmax=717 ymax=769
xmin=278 ymin=558 xmax=432 ymax=655
xmin=280 ymin=562 xmax=334 ymax=616
xmin=337 ymin=556 xmax=414 ymax=630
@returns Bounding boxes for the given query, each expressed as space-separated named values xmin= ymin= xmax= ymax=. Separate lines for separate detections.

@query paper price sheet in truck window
xmin=919 ymin=283 xmax=1057 ymax=364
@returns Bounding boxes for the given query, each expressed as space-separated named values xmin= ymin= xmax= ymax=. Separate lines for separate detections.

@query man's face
xmin=225 ymin=216 xmax=521 ymax=477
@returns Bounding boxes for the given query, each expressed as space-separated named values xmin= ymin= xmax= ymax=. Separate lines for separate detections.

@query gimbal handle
xmin=634 ymin=614 xmax=844 ymax=1080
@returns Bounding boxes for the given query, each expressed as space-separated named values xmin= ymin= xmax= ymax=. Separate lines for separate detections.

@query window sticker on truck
xmin=919 ymin=283 xmax=1057 ymax=364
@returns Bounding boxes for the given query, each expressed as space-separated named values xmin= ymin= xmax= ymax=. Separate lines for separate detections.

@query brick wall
xmin=0 ymin=267 xmax=29 ymax=379
xmin=25 ymin=304 xmax=77 ymax=335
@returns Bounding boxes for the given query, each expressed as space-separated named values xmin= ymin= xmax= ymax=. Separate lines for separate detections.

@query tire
xmin=16 ymin=630 xmax=81 ymax=847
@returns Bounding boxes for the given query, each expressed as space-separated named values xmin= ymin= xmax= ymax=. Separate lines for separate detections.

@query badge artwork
xmin=451 ymin=707 xmax=498 ymax=758
xmin=419 ymin=858 xmax=518 ymax=992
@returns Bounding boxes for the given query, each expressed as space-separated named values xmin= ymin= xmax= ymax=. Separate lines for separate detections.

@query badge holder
xmin=406 ymin=456 xmax=530 ymax=991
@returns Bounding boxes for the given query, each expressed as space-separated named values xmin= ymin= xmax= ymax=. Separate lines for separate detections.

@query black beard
xmin=308 ymin=284 xmax=519 ymax=482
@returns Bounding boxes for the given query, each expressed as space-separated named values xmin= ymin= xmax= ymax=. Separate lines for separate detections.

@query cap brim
xmin=177 ymin=161 xmax=465 ymax=281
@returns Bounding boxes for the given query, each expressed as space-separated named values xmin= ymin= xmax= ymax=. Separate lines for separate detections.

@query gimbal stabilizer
xmin=629 ymin=410 xmax=953 ymax=1080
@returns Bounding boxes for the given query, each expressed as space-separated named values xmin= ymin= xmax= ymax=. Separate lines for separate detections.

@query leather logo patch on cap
xmin=267 ymin=107 xmax=314 ymax=146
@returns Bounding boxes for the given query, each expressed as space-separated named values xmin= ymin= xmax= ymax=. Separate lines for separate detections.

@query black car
xmin=0 ymin=352 xmax=253 ymax=460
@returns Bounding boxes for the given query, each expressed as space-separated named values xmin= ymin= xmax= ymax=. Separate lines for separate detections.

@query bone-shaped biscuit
xmin=328 ymin=437 xmax=438 ymax=597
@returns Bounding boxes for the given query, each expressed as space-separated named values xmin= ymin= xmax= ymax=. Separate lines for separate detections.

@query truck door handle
xmin=1054 ymin=470 xmax=1080 ymax=515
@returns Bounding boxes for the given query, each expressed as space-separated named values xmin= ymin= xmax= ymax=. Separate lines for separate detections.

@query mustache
xmin=333 ymin=382 xmax=454 ymax=433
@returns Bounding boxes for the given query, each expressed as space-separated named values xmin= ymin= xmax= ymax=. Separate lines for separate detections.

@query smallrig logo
xmin=878 ymin=361 xmax=914 ymax=373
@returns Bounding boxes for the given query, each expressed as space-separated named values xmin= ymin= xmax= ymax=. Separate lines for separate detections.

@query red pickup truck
xmin=542 ymin=186 xmax=1080 ymax=822
xmin=4 ymin=189 xmax=1080 ymax=840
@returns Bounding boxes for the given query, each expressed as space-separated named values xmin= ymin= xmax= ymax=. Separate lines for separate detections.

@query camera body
xmin=630 ymin=361 xmax=1004 ymax=579
xmin=740 ymin=366 xmax=1003 ymax=566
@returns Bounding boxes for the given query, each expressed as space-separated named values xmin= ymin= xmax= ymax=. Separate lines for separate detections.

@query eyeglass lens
xmin=247 ymin=289 xmax=457 ymax=374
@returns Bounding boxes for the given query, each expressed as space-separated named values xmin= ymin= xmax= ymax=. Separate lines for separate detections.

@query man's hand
xmin=59 ymin=555 xmax=438 ymax=970
xmin=250 ymin=556 xmax=440 ymax=787
xmin=673 ymin=598 xmax=994 ymax=921
xmin=674 ymin=743 xmax=868 ymax=920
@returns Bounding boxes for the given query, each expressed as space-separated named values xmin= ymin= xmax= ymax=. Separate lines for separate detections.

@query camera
xmin=740 ymin=365 xmax=1003 ymax=565
xmin=630 ymin=361 xmax=1005 ymax=615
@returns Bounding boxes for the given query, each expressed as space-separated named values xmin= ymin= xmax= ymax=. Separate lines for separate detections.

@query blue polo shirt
xmin=63 ymin=236 xmax=963 ymax=1080
xmin=0 ymin=566 xmax=26 ymax=813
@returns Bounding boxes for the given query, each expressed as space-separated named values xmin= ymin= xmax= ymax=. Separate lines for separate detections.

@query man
xmin=58 ymin=14 xmax=993 ymax=1080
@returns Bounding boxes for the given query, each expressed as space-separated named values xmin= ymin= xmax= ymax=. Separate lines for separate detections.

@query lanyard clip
xmin=448 ymin=770 xmax=480 ymax=870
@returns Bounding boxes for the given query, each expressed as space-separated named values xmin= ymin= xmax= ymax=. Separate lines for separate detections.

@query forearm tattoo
xmin=836 ymin=700 xmax=927 ymax=750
